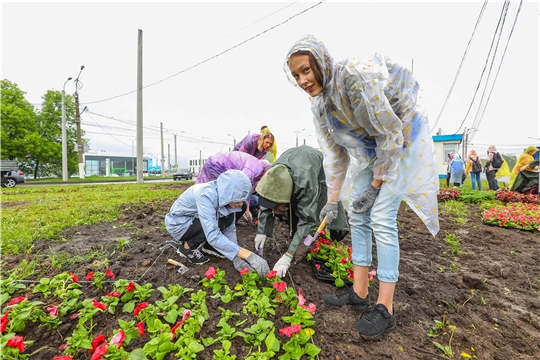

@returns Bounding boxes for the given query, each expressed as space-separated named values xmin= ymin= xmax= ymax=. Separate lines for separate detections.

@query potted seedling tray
xmin=310 ymin=259 xmax=353 ymax=287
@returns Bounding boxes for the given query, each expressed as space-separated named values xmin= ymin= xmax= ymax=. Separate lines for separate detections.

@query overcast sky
xmin=3 ymin=1 xmax=538 ymax=167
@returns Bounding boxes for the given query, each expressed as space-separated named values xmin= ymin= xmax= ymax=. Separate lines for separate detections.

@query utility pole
xmin=136 ymin=29 xmax=144 ymax=183
xmin=61 ymin=77 xmax=72 ymax=182
xmin=199 ymin=149 xmax=203 ymax=175
xmin=74 ymin=65 xmax=85 ymax=179
xmin=167 ymin=144 xmax=171 ymax=176
xmin=160 ymin=122 xmax=165 ymax=178
xmin=174 ymin=134 xmax=178 ymax=171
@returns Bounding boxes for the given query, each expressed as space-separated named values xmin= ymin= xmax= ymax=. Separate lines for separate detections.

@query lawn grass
xmin=0 ymin=183 xmax=182 ymax=255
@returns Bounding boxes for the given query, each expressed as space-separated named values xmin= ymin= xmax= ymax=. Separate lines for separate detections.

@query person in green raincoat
xmin=253 ymin=145 xmax=349 ymax=277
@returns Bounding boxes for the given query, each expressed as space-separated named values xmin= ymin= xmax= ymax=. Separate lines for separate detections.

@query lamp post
xmin=294 ymin=128 xmax=305 ymax=147
xmin=227 ymin=134 xmax=236 ymax=147
xmin=303 ymin=134 xmax=312 ymax=145
xmin=196 ymin=148 xmax=205 ymax=175
xmin=74 ymin=65 xmax=85 ymax=179
xmin=61 ymin=76 xmax=72 ymax=181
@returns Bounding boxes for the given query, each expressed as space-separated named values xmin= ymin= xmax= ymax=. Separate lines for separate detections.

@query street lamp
xmin=303 ymin=134 xmax=312 ymax=145
xmin=61 ymin=76 xmax=72 ymax=181
xmin=294 ymin=128 xmax=305 ymax=147
xmin=227 ymin=134 xmax=236 ymax=147
xmin=74 ymin=65 xmax=85 ymax=179
xmin=196 ymin=148 xmax=205 ymax=175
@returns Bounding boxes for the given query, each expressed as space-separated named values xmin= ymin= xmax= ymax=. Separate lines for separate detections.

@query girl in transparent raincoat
xmin=284 ymin=34 xmax=439 ymax=338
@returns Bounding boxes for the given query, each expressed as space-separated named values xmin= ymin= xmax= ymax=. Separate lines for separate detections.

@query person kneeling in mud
xmin=164 ymin=169 xmax=270 ymax=277
xmin=254 ymin=145 xmax=349 ymax=277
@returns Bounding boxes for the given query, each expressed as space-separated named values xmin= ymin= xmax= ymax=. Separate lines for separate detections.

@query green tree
xmin=30 ymin=90 xmax=78 ymax=177
xmin=0 ymin=79 xmax=38 ymax=161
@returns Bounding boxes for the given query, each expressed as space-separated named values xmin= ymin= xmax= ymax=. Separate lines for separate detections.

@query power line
xmin=83 ymin=1 xmax=325 ymax=105
xmin=453 ymin=0 xmax=510 ymax=135
xmin=431 ymin=0 xmax=488 ymax=134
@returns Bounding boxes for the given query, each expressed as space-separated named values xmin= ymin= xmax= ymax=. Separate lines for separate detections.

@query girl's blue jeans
xmin=348 ymin=166 xmax=402 ymax=283
xmin=471 ymin=171 xmax=481 ymax=190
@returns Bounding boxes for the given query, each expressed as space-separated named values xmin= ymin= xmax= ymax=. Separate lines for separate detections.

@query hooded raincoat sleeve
xmin=284 ymin=35 xmax=439 ymax=237
xmin=233 ymin=134 xmax=268 ymax=160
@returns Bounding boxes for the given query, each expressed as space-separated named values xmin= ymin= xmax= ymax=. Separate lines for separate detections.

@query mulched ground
xmin=2 ymin=189 xmax=539 ymax=359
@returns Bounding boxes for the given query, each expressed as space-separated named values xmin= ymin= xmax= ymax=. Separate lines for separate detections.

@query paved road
xmin=18 ymin=178 xmax=195 ymax=187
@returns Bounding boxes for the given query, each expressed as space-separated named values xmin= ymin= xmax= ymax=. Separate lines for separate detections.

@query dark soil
xmin=2 ymin=188 xmax=540 ymax=359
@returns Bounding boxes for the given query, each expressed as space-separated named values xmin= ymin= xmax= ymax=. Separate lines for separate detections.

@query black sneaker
xmin=323 ymin=287 xmax=371 ymax=307
xmin=176 ymin=245 xmax=209 ymax=265
xmin=200 ymin=242 xmax=226 ymax=259
xmin=353 ymin=304 xmax=396 ymax=338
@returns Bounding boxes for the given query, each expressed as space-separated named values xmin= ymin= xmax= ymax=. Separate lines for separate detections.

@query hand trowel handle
xmin=316 ymin=215 xmax=328 ymax=235
xmin=168 ymin=259 xmax=180 ymax=266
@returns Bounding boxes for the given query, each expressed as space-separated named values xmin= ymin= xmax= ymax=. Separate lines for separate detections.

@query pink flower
xmin=134 ymin=302 xmax=149 ymax=316
xmin=205 ymin=266 xmax=217 ymax=279
xmin=109 ymin=330 xmax=125 ymax=347
xmin=180 ymin=309 xmax=192 ymax=324
xmin=58 ymin=343 xmax=68 ymax=351
xmin=279 ymin=324 xmax=302 ymax=337
xmin=47 ymin=304 xmax=59 ymax=317
xmin=0 ymin=312 xmax=8 ymax=332
xmin=70 ymin=313 xmax=80 ymax=319
xmin=239 ymin=268 xmax=250 ymax=276
xmin=297 ymin=288 xmax=316 ymax=315
xmin=6 ymin=335 xmax=25 ymax=353
xmin=368 ymin=269 xmax=377 ymax=282
xmin=90 ymin=344 xmax=107 ymax=360
xmin=53 ymin=356 xmax=72 ymax=360
xmin=126 ymin=282 xmax=135 ymax=293
xmin=91 ymin=299 xmax=107 ymax=311
xmin=69 ymin=272 xmax=79 ymax=282
xmin=266 ymin=270 xmax=277 ymax=279
xmin=7 ymin=297 xmax=26 ymax=306
xmin=105 ymin=268 xmax=115 ymax=278
xmin=315 ymin=263 xmax=321 ymax=270
xmin=106 ymin=292 xmax=122 ymax=298
xmin=273 ymin=281 xmax=287 ymax=293
xmin=136 ymin=321 xmax=145 ymax=337
xmin=86 ymin=272 xmax=95 ymax=281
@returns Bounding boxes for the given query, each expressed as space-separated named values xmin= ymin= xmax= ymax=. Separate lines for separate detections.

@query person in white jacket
xmin=164 ymin=169 xmax=269 ymax=277
xmin=284 ymin=34 xmax=439 ymax=338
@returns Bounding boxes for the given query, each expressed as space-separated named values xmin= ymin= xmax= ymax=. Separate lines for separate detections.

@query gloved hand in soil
xmin=273 ymin=253 xmax=293 ymax=277
xmin=246 ymin=253 xmax=270 ymax=277
xmin=254 ymin=234 xmax=266 ymax=253
xmin=352 ymin=184 xmax=381 ymax=214
xmin=319 ymin=203 xmax=338 ymax=225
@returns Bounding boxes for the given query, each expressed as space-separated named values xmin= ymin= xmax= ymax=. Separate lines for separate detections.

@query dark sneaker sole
xmin=358 ymin=323 xmax=396 ymax=340
xmin=176 ymin=250 xmax=210 ymax=265
xmin=201 ymin=247 xmax=226 ymax=259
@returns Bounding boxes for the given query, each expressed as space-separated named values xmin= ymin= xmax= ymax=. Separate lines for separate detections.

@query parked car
xmin=1 ymin=170 xmax=25 ymax=188
xmin=173 ymin=168 xmax=194 ymax=180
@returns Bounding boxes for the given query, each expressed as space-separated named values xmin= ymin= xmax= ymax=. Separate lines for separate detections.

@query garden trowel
xmin=168 ymin=259 xmax=190 ymax=275
xmin=294 ymin=215 xmax=327 ymax=263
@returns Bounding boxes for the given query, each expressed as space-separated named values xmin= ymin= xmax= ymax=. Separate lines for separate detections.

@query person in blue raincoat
xmin=449 ymin=154 xmax=466 ymax=187
xmin=284 ymin=34 xmax=439 ymax=338
xmin=164 ymin=169 xmax=270 ymax=277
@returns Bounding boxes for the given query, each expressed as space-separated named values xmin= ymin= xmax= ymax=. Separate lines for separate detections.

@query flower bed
xmin=495 ymin=190 xmax=540 ymax=205
xmin=482 ymin=202 xmax=540 ymax=231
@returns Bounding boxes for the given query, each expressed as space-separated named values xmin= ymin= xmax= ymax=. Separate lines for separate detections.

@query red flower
xmin=70 ymin=313 xmax=80 ymax=319
xmin=69 ymin=272 xmax=79 ymax=282
xmin=91 ymin=299 xmax=107 ymax=311
xmin=90 ymin=344 xmax=107 ymax=360
xmin=205 ymin=266 xmax=217 ymax=279
xmin=126 ymin=282 xmax=135 ymax=293
xmin=105 ymin=268 xmax=115 ymax=278
xmin=109 ymin=330 xmax=125 ymax=347
xmin=59 ymin=343 xmax=68 ymax=351
xmin=134 ymin=302 xmax=149 ymax=316
xmin=6 ymin=335 xmax=25 ymax=353
xmin=239 ymin=268 xmax=250 ymax=276
xmin=106 ymin=292 xmax=122 ymax=297
xmin=340 ymin=257 xmax=348 ymax=264
xmin=53 ymin=356 xmax=73 ymax=360
xmin=89 ymin=334 xmax=106 ymax=354
xmin=180 ymin=309 xmax=192 ymax=324
xmin=136 ymin=321 xmax=145 ymax=337
xmin=47 ymin=304 xmax=59 ymax=317
xmin=266 ymin=270 xmax=277 ymax=279
xmin=86 ymin=272 xmax=95 ymax=281
xmin=170 ymin=321 xmax=182 ymax=340
xmin=279 ymin=324 xmax=302 ymax=337
xmin=0 ymin=312 xmax=9 ymax=332
xmin=7 ymin=296 xmax=26 ymax=306
xmin=297 ymin=288 xmax=317 ymax=315
xmin=346 ymin=268 xmax=354 ymax=279
xmin=273 ymin=281 xmax=287 ymax=293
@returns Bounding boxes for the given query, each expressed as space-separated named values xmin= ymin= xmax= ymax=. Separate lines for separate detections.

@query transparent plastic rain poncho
xmin=195 ymin=151 xmax=271 ymax=190
xmin=283 ymin=34 xmax=440 ymax=236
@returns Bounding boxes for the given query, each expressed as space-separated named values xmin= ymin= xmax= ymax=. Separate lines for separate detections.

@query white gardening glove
xmin=319 ymin=203 xmax=338 ymax=225
xmin=273 ymin=254 xmax=293 ymax=277
xmin=254 ymin=234 xmax=266 ymax=252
